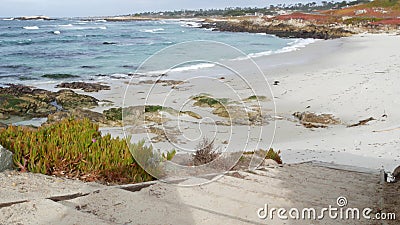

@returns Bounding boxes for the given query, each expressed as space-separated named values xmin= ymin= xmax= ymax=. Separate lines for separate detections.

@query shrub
xmin=0 ymin=118 xmax=173 ymax=184
xmin=244 ymin=148 xmax=283 ymax=164
xmin=260 ymin=148 xmax=283 ymax=164
xmin=103 ymin=107 xmax=123 ymax=121
xmin=192 ymin=94 xmax=229 ymax=108
xmin=193 ymin=137 xmax=219 ymax=166
xmin=145 ymin=105 xmax=163 ymax=113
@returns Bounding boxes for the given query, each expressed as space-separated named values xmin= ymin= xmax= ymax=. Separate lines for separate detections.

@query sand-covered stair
xmin=1 ymin=162 xmax=397 ymax=225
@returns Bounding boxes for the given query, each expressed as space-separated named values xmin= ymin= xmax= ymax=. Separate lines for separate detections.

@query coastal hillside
xmin=325 ymin=0 xmax=400 ymax=17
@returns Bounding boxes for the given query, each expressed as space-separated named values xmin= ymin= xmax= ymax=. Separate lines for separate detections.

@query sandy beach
xmin=69 ymin=33 xmax=400 ymax=174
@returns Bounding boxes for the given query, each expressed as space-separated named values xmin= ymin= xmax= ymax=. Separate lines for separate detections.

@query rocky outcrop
xmin=45 ymin=109 xmax=118 ymax=126
xmin=0 ymin=84 xmax=99 ymax=119
xmin=0 ymin=85 xmax=57 ymax=118
xmin=293 ymin=111 xmax=340 ymax=128
xmin=16 ymin=16 xmax=52 ymax=20
xmin=55 ymin=90 xmax=98 ymax=110
xmin=56 ymin=82 xmax=111 ymax=92
xmin=201 ymin=21 xmax=354 ymax=39
xmin=0 ymin=145 xmax=13 ymax=172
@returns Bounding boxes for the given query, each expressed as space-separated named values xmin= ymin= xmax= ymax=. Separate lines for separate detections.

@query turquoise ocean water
xmin=0 ymin=18 xmax=313 ymax=84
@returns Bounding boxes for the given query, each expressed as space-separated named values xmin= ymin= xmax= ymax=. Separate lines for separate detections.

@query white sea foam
xmin=170 ymin=63 xmax=215 ymax=72
xmin=142 ymin=63 xmax=216 ymax=76
xmin=141 ymin=28 xmax=165 ymax=33
xmin=23 ymin=26 xmax=39 ymax=30
xmin=53 ymin=31 xmax=61 ymax=35
xmin=2 ymin=18 xmax=14 ymax=21
xmin=275 ymin=38 xmax=317 ymax=54
xmin=58 ymin=24 xmax=73 ymax=27
xmin=232 ymin=38 xmax=318 ymax=61
xmin=181 ymin=21 xmax=202 ymax=28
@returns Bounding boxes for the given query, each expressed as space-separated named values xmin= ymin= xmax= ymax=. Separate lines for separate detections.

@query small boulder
xmin=56 ymin=82 xmax=110 ymax=92
xmin=0 ymin=145 xmax=13 ymax=172
xmin=393 ymin=166 xmax=400 ymax=182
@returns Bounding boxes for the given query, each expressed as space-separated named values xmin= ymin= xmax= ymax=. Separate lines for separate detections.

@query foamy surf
xmin=141 ymin=28 xmax=165 ymax=33
xmin=232 ymin=38 xmax=318 ymax=60
xmin=23 ymin=26 xmax=39 ymax=30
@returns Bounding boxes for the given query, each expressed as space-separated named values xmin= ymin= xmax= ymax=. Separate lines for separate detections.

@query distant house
xmin=255 ymin=12 xmax=264 ymax=17
xmin=354 ymin=9 xmax=367 ymax=15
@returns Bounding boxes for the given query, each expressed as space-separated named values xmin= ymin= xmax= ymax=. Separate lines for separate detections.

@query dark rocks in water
xmin=103 ymin=42 xmax=117 ymax=45
xmin=16 ymin=16 xmax=53 ymax=20
xmin=81 ymin=65 xmax=97 ymax=69
xmin=0 ymin=84 xmax=100 ymax=119
xmin=55 ymin=89 xmax=99 ymax=110
xmin=56 ymin=82 xmax=111 ymax=92
xmin=200 ymin=21 xmax=354 ymax=40
xmin=42 ymin=74 xmax=80 ymax=79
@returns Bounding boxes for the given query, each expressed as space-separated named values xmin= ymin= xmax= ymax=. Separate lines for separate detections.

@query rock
xmin=42 ymin=74 xmax=79 ymax=79
xmin=0 ymin=112 xmax=9 ymax=120
xmin=0 ymin=122 xmax=7 ymax=129
xmin=55 ymin=90 xmax=99 ymax=110
xmin=263 ymin=159 xmax=279 ymax=167
xmin=201 ymin=20 xmax=354 ymax=39
xmin=46 ymin=109 xmax=116 ymax=126
xmin=56 ymin=82 xmax=111 ymax=92
xmin=180 ymin=111 xmax=202 ymax=119
xmin=293 ymin=111 xmax=340 ymax=127
xmin=0 ymin=145 xmax=13 ymax=172
xmin=0 ymin=84 xmax=102 ymax=119
xmin=393 ymin=166 xmax=400 ymax=182
xmin=16 ymin=16 xmax=52 ymax=20
xmin=102 ymin=42 xmax=117 ymax=45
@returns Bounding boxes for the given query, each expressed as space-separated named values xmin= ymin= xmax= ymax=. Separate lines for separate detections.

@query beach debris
xmin=273 ymin=81 xmax=280 ymax=86
xmin=347 ymin=117 xmax=375 ymax=128
xmin=0 ymin=145 xmax=13 ymax=172
xmin=56 ymin=82 xmax=111 ymax=92
xmin=293 ymin=111 xmax=340 ymax=128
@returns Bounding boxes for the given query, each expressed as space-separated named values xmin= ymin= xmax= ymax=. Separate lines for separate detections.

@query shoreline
xmin=95 ymin=33 xmax=400 ymax=171
xmin=1 ymin=32 xmax=399 ymax=172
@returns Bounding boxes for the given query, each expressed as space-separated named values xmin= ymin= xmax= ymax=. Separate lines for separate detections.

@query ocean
xmin=0 ymin=18 xmax=315 ymax=84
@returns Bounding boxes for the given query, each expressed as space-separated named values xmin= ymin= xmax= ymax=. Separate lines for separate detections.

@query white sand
xmin=91 ymin=33 xmax=400 ymax=172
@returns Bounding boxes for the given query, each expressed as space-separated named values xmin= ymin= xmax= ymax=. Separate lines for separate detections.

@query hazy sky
xmin=0 ymin=0 xmax=324 ymax=17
